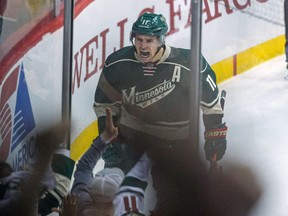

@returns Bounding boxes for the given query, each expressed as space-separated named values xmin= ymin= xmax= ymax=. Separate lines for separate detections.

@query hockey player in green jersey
xmin=94 ymin=12 xmax=227 ymax=215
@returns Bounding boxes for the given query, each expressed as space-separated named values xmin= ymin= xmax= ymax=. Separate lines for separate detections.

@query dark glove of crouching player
xmin=203 ymin=114 xmax=228 ymax=161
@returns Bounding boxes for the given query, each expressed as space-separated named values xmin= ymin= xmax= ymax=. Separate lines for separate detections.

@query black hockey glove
xmin=204 ymin=122 xmax=227 ymax=161
xmin=102 ymin=140 xmax=141 ymax=174
xmin=102 ymin=140 xmax=126 ymax=168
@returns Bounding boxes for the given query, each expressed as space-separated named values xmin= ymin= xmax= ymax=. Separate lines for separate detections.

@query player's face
xmin=134 ymin=35 xmax=161 ymax=63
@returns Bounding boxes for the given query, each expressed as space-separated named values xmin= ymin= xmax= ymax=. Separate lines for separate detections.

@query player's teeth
xmin=141 ymin=51 xmax=149 ymax=57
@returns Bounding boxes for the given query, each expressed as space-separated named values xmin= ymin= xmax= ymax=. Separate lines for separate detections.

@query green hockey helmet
xmin=130 ymin=12 xmax=168 ymax=44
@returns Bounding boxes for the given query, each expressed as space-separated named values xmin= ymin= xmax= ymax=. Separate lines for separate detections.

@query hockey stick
xmin=209 ymin=90 xmax=226 ymax=176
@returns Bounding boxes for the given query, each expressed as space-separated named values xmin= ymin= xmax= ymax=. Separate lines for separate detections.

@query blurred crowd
xmin=0 ymin=109 xmax=261 ymax=216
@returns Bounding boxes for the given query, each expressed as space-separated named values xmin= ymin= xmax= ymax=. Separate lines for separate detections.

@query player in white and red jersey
xmin=113 ymin=152 xmax=151 ymax=216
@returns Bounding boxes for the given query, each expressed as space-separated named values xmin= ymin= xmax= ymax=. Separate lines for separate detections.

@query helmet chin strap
xmin=149 ymin=45 xmax=165 ymax=63
xmin=154 ymin=44 xmax=165 ymax=57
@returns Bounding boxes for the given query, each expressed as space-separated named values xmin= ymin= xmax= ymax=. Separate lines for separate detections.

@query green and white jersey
xmin=94 ymin=45 xmax=223 ymax=142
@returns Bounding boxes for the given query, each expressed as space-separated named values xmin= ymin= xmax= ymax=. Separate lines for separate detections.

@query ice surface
xmin=220 ymin=54 xmax=288 ymax=216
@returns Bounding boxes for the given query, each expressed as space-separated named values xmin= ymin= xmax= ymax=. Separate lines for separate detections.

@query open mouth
xmin=140 ymin=50 xmax=150 ymax=58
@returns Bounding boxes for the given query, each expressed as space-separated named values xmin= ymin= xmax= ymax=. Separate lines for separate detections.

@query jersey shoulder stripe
xmin=105 ymin=46 xmax=136 ymax=65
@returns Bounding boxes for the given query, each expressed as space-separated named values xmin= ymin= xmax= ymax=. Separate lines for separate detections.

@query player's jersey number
xmin=206 ymin=74 xmax=217 ymax=91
